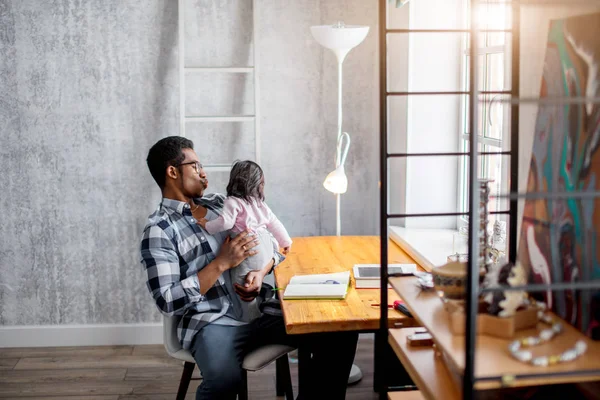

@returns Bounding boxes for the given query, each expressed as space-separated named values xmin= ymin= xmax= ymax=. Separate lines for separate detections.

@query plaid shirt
xmin=140 ymin=194 xmax=282 ymax=350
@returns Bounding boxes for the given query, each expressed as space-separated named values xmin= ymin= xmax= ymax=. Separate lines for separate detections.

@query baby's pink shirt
xmin=204 ymin=197 xmax=292 ymax=248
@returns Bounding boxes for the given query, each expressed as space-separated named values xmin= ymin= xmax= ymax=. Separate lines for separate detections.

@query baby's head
xmin=226 ymin=160 xmax=265 ymax=203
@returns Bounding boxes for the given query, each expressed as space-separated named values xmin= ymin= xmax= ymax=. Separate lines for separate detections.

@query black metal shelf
xmin=388 ymin=152 xmax=511 ymax=157
xmin=386 ymin=28 xmax=512 ymax=33
xmin=378 ymin=0 xmax=600 ymax=399
xmin=386 ymin=91 xmax=512 ymax=95
xmin=387 ymin=210 xmax=510 ymax=219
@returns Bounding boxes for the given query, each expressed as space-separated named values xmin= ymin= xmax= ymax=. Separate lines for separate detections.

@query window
xmin=458 ymin=1 xmax=511 ymax=231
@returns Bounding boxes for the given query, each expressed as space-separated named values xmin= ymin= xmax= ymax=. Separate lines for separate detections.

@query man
xmin=141 ymin=136 xmax=358 ymax=399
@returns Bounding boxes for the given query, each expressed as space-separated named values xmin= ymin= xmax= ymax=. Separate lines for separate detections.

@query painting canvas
xmin=517 ymin=12 xmax=600 ymax=339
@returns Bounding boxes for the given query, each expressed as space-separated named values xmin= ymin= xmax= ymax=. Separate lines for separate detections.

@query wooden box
xmin=448 ymin=303 xmax=538 ymax=339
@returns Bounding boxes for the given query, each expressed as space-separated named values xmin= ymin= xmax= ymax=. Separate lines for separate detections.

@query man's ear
xmin=166 ymin=165 xmax=178 ymax=180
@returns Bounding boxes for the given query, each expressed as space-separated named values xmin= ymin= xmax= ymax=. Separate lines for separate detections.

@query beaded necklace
xmin=507 ymin=301 xmax=587 ymax=366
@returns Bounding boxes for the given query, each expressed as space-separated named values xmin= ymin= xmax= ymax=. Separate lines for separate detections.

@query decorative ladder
xmin=178 ymin=0 xmax=261 ymax=174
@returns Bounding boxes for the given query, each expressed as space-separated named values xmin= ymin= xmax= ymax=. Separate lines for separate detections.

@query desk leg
xmin=374 ymin=330 xmax=415 ymax=394
xmin=297 ymin=346 xmax=310 ymax=398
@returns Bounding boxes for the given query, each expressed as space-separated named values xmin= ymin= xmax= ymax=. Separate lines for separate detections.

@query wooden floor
xmin=0 ymin=337 xmax=380 ymax=400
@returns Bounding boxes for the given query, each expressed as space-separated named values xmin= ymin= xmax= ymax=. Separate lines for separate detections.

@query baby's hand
xmin=197 ymin=218 xmax=208 ymax=229
xmin=283 ymin=245 xmax=292 ymax=255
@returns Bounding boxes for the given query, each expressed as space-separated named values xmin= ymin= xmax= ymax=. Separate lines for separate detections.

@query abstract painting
xmin=517 ymin=12 xmax=600 ymax=340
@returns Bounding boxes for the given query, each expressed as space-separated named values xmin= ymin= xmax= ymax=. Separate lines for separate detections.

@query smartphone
xmin=407 ymin=332 xmax=433 ymax=347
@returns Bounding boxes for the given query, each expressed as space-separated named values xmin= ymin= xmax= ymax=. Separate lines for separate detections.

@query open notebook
xmin=282 ymin=271 xmax=351 ymax=300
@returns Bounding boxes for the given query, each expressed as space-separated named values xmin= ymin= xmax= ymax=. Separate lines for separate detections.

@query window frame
xmin=457 ymin=1 xmax=512 ymax=229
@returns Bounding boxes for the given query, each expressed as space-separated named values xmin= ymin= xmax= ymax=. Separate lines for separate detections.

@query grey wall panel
xmin=184 ymin=0 xmax=254 ymax=68
xmin=0 ymin=0 xmax=379 ymax=326
xmin=186 ymin=121 xmax=255 ymax=165
xmin=257 ymin=0 xmax=379 ymax=236
xmin=0 ymin=0 xmax=177 ymax=325
xmin=185 ymin=71 xmax=254 ymax=116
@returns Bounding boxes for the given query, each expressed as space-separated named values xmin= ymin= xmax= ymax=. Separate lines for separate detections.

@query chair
xmin=163 ymin=315 xmax=295 ymax=400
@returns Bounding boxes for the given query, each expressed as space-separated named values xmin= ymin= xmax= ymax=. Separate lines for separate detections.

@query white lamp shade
xmin=323 ymin=165 xmax=348 ymax=194
xmin=310 ymin=24 xmax=369 ymax=63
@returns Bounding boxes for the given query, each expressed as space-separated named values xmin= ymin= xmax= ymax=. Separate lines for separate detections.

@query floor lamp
xmin=311 ymin=22 xmax=369 ymax=236
xmin=310 ymin=21 xmax=369 ymax=385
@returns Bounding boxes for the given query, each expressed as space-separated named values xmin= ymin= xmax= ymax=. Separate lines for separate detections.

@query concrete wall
xmin=0 ymin=0 xmax=178 ymax=329
xmin=0 ymin=0 xmax=378 ymax=336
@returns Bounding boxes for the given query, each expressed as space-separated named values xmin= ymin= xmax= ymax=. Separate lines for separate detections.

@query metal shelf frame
xmin=378 ymin=0 xmax=600 ymax=399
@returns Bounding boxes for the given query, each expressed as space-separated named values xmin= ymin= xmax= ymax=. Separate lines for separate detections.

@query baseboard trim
xmin=0 ymin=323 xmax=163 ymax=348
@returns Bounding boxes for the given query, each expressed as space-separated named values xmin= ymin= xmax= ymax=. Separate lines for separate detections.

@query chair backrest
xmin=163 ymin=315 xmax=183 ymax=356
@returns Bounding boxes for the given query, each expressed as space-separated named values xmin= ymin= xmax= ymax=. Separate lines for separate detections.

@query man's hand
xmin=282 ymin=244 xmax=292 ymax=255
xmin=234 ymin=270 xmax=264 ymax=302
xmin=197 ymin=218 xmax=208 ymax=229
xmin=234 ymin=258 xmax=275 ymax=302
xmin=215 ymin=231 xmax=259 ymax=271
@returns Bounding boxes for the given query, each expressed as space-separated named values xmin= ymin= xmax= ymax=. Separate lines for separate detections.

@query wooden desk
xmin=274 ymin=236 xmax=420 ymax=335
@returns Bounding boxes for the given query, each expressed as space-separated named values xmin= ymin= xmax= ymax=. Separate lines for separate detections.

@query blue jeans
xmin=191 ymin=314 xmax=358 ymax=400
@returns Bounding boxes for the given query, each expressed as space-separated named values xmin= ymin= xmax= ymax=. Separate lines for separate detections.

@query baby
xmin=198 ymin=160 xmax=292 ymax=290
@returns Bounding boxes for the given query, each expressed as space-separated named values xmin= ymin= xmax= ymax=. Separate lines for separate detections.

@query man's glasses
xmin=177 ymin=161 xmax=203 ymax=174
